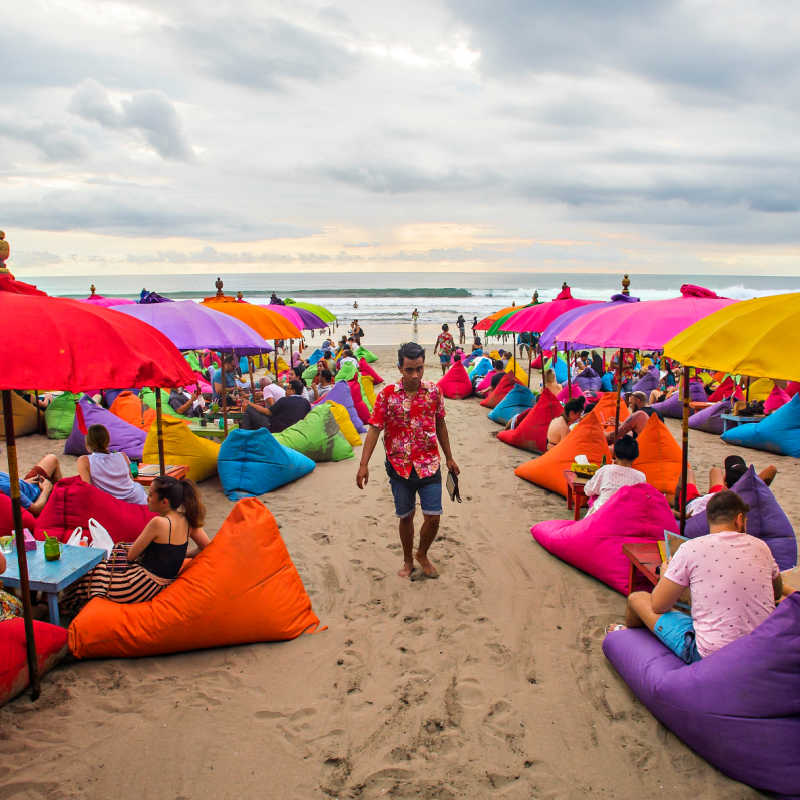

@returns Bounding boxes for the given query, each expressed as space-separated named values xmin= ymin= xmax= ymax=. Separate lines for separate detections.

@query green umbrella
xmin=284 ymin=299 xmax=336 ymax=323
xmin=487 ymin=303 xmax=536 ymax=336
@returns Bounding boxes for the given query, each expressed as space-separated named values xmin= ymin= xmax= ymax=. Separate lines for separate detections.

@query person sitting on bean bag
xmin=607 ymin=391 xmax=662 ymax=443
xmin=543 ymin=368 xmax=561 ymax=398
xmin=62 ymin=476 xmax=210 ymax=613
xmin=546 ymin=397 xmax=584 ymax=450
xmin=611 ymin=490 xmax=787 ymax=663
xmin=583 ymin=435 xmax=646 ymax=516
xmin=0 ymin=452 xmax=62 ymax=516
xmin=76 ymin=424 xmax=147 ymax=505
xmin=241 ymin=379 xmax=311 ymax=433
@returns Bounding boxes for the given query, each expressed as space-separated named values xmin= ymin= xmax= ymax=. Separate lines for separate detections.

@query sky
xmin=3 ymin=0 xmax=800 ymax=277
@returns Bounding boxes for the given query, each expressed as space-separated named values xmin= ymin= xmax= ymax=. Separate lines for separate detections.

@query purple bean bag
xmin=631 ymin=365 xmax=660 ymax=394
xmin=688 ymin=398 xmax=730 ymax=435
xmin=650 ymin=382 xmax=707 ymax=419
xmin=603 ymin=594 xmax=800 ymax=797
xmin=575 ymin=366 xmax=602 ymax=394
xmin=530 ymin=484 xmax=678 ymax=594
xmin=313 ymin=380 xmax=366 ymax=434
xmin=722 ymin=393 xmax=800 ymax=458
xmin=64 ymin=395 xmax=147 ymax=461
xmin=685 ymin=466 xmax=797 ymax=571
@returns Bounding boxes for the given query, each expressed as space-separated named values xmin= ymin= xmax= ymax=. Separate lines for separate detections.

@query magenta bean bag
xmin=685 ymin=466 xmax=796 ymax=571
xmin=688 ymin=399 xmax=730 ymax=435
xmin=530 ymin=484 xmax=678 ymax=594
xmin=603 ymin=594 xmax=800 ymax=798
xmin=437 ymin=362 xmax=473 ymax=399
xmin=314 ymin=381 xmax=365 ymax=433
xmin=347 ymin=379 xmax=371 ymax=425
xmin=786 ymin=381 xmax=800 ymax=398
xmin=64 ymin=395 xmax=146 ymax=461
xmin=631 ymin=366 xmax=660 ymax=394
xmin=557 ymin=383 xmax=585 ymax=402
xmin=358 ymin=358 xmax=384 ymax=386
xmin=0 ymin=494 xmax=36 ymax=536
xmin=764 ymin=385 xmax=791 ymax=414
xmin=476 ymin=370 xmax=499 ymax=394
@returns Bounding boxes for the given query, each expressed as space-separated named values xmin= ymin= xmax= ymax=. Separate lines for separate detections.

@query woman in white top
xmin=76 ymin=424 xmax=147 ymax=505
xmin=583 ymin=435 xmax=646 ymax=515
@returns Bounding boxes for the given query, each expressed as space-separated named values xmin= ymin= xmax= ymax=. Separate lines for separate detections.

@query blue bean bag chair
xmin=488 ymin=384 xmax=536 ymax=425
xmin=688 ymin=399 xmax=730 ymax=435
xmin=468 ymin=357 xmax=492 ymax=380
xmin=316 ymin=381 xmax=366 ymax=433
xmin=603 ymin=594 xmax=800 ymax=798
xmin=307 ymin=348 xmax=324 ymax=365
xmin=685 ymin=466 xmax=796 ymax=571
xmin=64 ymin=395 xmax=146 ymax=461
xmin=631 ymin=365 xmax=660 ymax=394
xmin=721 ymin=393 xmax=800 ymax=457
xmin=551 ymin=357 xmax=568 ymax=385
xmin=600 ymin=372 xmax=614 ymax=392
xmin=575 ymin=366 xmax=601 ymax=394
xmin=217 ymin=428 xmax=315 ymax=500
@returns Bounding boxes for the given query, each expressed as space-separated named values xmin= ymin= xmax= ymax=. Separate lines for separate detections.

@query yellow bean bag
xmin=0 ymin=393 xmax=39 ymax=438
xmin=327 ymin=401 xmax=361 ymax=447
xmin=142 ymin=417 xmax=219 ymax=482
xmin=489 ymin=350 xmax=501 ymax=361
xmin=359 ymin=375 xmax=376 ymax=410
xmin=505 ymin=357 xmax=529 ymax=384
xmin=747 ymin=378 xmax=774 ymax=402
xmin=276 ymin=356 xmax=291 ymax=373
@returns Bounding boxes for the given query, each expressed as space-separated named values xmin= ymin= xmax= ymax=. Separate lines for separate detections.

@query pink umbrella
xmin=82 ymin=295 xmax=136 ymax=307
xmin=500 ymin=287 xmax=602 ymax=333
xmin=262 ymin=304 xmax=306 ymax=331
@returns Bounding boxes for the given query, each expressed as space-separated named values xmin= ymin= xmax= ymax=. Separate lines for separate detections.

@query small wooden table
xmin=690 ymin=401 xmax=714 ymax=411
xmin=134 ymin=464 xmax=189 ymax=486
xmin=188 ymin=423 xmax=237 ymax=440
xmin=1 ymin=542 xmax=105 ymax=625
xmin=621 ymin=541 xmax=662 ymax=596
xmin=563 ymin=470 xmax=589 ymax=521
xmin=720 ymin=413 xmax=764 ymax=434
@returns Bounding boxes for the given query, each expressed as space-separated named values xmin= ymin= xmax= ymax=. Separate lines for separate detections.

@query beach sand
xmin=2 ymin=344 xmax=797 ymax=799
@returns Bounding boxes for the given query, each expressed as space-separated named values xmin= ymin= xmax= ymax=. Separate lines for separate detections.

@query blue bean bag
xmin=631 ymin=365 xmax=660 ymax=394
xmin=468 ymin=357 xmax=492 ymax=380
xmin=603 ymin=594 xmax=800 ymax=798
xmin=551 ymin=357 xmax=568 ymax=385
xmin=488 ymin=384 xmax=536 ymax=425
xmin=722 ymin=393 xmax=800 ymax=457
xmin=600 ymin=372 xmax=614 ymax=392
xmin=307 ymin=348 xmax=324 ymax=365
xmin=688 ymin=399 xmax=730 ymax=435
xmin=316 ymin=381 xmax=366 ymax=433
xmin=685 ymin=466 xmax=796 ymax=571
xmin=64 ymin=395 xmax=146 ymax=461
xmin=575 ymin=366 xmax=601 ymax=394
xmin=217 ymin=428 xmax=315 ymax=500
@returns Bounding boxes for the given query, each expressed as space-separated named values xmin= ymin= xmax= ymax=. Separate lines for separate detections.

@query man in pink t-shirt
xmin=620 ymin=490 xmax=783 ymax=663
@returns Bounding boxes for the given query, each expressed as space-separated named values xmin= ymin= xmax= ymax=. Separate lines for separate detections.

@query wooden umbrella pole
xmin=567 ymin=349 xmax=572 ymax=396
xmin=2 ymin=391 xmax=39 ymax=700
xmin=274 ymin=341 xmax=279 ymax=380
xmin=248 ymin=356 xmax=256 ymax=400
xmin=527 ymin=344 xmax=533 ymax=389
xmin=34 ymin=390 xmax=43 ymax=433
xmin=289 ymin=339 xmax=293 ymax=369
xmin=539 ymin=344 xmax=547 ymax=389
xmin=745 ymin=375 xmax=750 ymax=404
xmin=154 ymin=391 xmax=166 ymax=475
xmin=613 ymin=348 xmax=625 ymax=441
xmin=679 ymin=366 xmax=691 ymax=536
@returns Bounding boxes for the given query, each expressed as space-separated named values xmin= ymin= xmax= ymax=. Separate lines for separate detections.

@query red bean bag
xmin=786 ymin=381 xmax=800 ymax=398
xmin=480 ymin=373 xmax=517 ymax=409
xmin=632 ymin=413 xmax=682 ymax=497
xmin=358 ymin=358 xmax=384 ymax=386
xmin=1 ymin=619 xmax=69 ymax=706
xmin=34 ymin=476 xmax=155 ymax=543
xmin=708 ymin=376 xmax=743 ymax=402
xmin=347 ymin=379 xmax=371 ymax=424
xmin=68 ymin=497 xmax=323 ymax=658
xmin=497 ymin=388 xmax=563 ymax=453
xmin=0 ymin=493 xmax=36 ymax=536
xmin=437 ymin=362 xmax=473 ymax=399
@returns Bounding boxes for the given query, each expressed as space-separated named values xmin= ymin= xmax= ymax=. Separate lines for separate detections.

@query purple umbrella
xmin=539 ymin=294 xmax=640 ymax=350
xmin=110 ymin=300 xmax=272 ymax=353
xmin=264 ymin=304 xmax=327 ymax=330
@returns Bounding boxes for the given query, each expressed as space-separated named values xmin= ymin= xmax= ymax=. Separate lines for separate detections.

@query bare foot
xmin=397 ymin=562 xmax=414 ymax=578
xmin=414 ymin=552 xmax=439 ymax=578
xmin=605 ymin=623 xmax=626 ymax=634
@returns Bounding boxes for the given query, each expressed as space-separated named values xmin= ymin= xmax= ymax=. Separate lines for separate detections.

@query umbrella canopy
xmin=263 ymin=304 xmax=306 ymax=331
xmin=0 ymin=273 xmax=47 ymax=296
xmin=138 ymin=289 xmax=173 ymax=304
xmin=475 ymin=305 xmax=519 ymax=332
xmin=486 ymin=303 xmax=537 ymax=336
xmin=202 ymin=298 xmax=301 ymax=339
xmin=284 ymin=299 xmax=336 ymax=323
xmin=664 ymin=292 xmax=800 ymax=381
xmin=501 ymin=288 xmax=602 ymax=334
xmin=82 ymin=294 xmax=136 ymax=307
xmin=539 ymin=294 xmax=639 ymax=350
xmin=267 ymin=304 xmax=327 ymax=330
xmin=556 ymin=285 xmax=737 ymax=352
xmin=110 ymin=300 xmax=273 ymax=354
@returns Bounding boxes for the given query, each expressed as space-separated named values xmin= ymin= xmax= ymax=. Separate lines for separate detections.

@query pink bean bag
xmin=785 ymin=381 xmax=800 ymax=398
xmin=476 ymin=370 xmax=499 ymax=394
xmin=0 ymin=494 xmax=36 ymax=536
xmin=437 ymin=362 xmax=473 ymax=399
xmin=358 ymin=358 xmax=384 ymax=386
xmin=557 ymin=383 xmax=584 ymax=402
xmin=531 ymin=484 xmax=678 ymax=594
xmin=764 ymin=385 xmax=791 ymax=414
xmin=34 ymin=476 xmax=155 ymax=543
xmin=347 ymin=379 xmax=371 ymax=425
xmin=708 ymin=376 xmax=743 ymax=402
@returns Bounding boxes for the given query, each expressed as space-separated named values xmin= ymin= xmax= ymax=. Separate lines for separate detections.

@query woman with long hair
xmin=76 ymin=424 xmax=147 ymax=505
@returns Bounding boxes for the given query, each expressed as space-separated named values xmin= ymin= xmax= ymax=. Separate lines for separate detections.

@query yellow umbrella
xmin=664 ymin=292 xmax=800 ymax=381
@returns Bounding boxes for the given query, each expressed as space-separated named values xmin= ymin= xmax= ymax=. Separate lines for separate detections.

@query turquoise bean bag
xmin=721 ymin=394 xmax=800 ymax=457
xmin=488 ymin=384 xmax=536 ymax=425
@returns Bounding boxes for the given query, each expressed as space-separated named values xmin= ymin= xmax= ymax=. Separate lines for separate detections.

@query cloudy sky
xmin=4 ymin=0 xmax=800 ymax=277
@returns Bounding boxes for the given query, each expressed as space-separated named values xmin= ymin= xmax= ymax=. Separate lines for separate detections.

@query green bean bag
xmin=302 ymin=363 xmax=319 ymax=387
xmin=354 ymin=346 xmax=377 ymax=363
xmin=44 ymin=392 xmax=78 ymax=439
xmin=335 ymin=362 xmax=357 ymax=382
xmin=139 ymin=387 xmax=192 ymax=421
xmin=184 ymin=351 xmax=201 ymax=372
xmin=274 ymin=404 xmax=354 ymax=462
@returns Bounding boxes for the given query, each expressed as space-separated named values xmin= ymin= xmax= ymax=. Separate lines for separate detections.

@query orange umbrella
xmin=202 ymin=298 xmax=301 ymax=339
xmin=475 ymin=305 xmax=519 ymax=331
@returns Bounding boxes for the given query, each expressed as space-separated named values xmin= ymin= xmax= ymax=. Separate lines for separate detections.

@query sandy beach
xmin=2 ymin=342 xmax=797 ymax=799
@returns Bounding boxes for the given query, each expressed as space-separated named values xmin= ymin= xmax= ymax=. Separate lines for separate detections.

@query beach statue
xmin=0 ymin=232 xmax=8 ymax=274
xmin=353 ymin=301 xmax=358 ymax=309
xmin=532 ymin=290 xmax=539 ymax=304
xmin=236 ymin=291 xmax=244 ymax=302
xmin=215 ymin=276 xmax=224 ymax=298
xmin=90 ymin=283 xmax=97 ymax=296
xmin=622 ymin=274 xmax=631 ymax=296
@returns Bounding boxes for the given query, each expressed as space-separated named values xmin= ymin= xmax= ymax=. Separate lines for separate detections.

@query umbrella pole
xmin=274 ymin=341 xmax=279 ymax=380
xmin=154 ymin=391 xmax=166 ymax=475
xmin=540 ymin=344 xmax=546 ymax=389
xmin=248 ymin=357 xmax=256 ymax=401
xmin=613 ymin=348 xmax=624 ymax=441
xmin=745 ymin=376 xmax=750 ymax=404
xmin=527 ymin=345 xmax=532 ymax=389
xmin=221 ymin=371 xmax=229 ymax=436
xmin=2 ymin=391 xmax=39 ymax=700
xmin=567 ymin=350 xmax=572 ymax=397
xmin=679 ymin=366 xmax=691 ymax=536
xmin=34 ymin=390 xmax=43 ymax=434
xmin=289 ymin=339 xmax=293 ymax=368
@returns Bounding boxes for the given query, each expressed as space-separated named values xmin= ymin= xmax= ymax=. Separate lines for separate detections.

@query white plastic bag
xmin=88 ymin=518 xmax=114 ymax=557
xmin=66 ymin=526 xmax=83 ymax=547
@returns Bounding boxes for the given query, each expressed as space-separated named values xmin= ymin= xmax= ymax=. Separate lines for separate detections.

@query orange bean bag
xmin=110 ymin=390 xmax=156 ymax=431
xmin=515 ymin=411 xmax=611 ymax=497
xmin=497 ymin=387 xmax=563 ymax=453
xmin=68 ymin=497 xmax=323 ymax=658
xmin=631 ymin=413 xmax=682 ymax=497
xmin=480 ymin=373 xmax=517 ymax=409
xmin=590 ymin=392 xmax=630 ymax=434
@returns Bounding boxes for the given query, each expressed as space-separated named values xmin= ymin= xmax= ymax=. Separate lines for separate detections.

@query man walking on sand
xmin=356 ymin=342 xmax=460 ymax=579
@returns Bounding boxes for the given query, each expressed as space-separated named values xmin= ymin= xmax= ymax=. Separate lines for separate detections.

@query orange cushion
xmin=632 ymin=413 xmax=682 ymax=497
xmin=480 ymin=373 xmax=517 ymax=409
xmin=590 ymin=392 xmax=630 ymax=434
xmin=515 ymin=412 xmax=611 ymax=497
xmin=110 ymin=391 xmax=156 ymax=431
xmin=68 ymin=497 xmax=322 ymax=658
xmin=497 ymin=387 xmax=563 ymax=453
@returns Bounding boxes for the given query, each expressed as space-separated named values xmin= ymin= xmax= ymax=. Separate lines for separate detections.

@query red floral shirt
xmin=368 ymin=381 xmax=446 ymax=479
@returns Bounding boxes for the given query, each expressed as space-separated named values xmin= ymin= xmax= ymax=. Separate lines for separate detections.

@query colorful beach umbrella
xmin=284 ymin=299 xmax=336 ymax=323
xmin=202 ymin=298 xmax=301 ymax=340
xmin=475 ymin=305 xmax=519 ymax=332
xmin=82 ymin=294 xmax=136 ymax=307
xmin=268 ymin=304 xmax=327 ymax=330
xmin=0 ymin=273 xmax=47 ymax=296
xmin=500 ymin=288 xmax=602 ymax=334
xmin=539 ymin=294 xmax=639 ymax=351
xmin=263 ymin=304 xmax=307 ymax=331
xmin=486 ymin=303 xmax=537 ymax=337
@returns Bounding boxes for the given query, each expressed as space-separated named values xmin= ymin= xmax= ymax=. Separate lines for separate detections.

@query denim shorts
xmin=653 ymin=611 xmax=702 ymax=664
xmin=385 ymin=460 xmax=443 ymax=518
xmin=439 ymin=354 xmax=451 ymax=364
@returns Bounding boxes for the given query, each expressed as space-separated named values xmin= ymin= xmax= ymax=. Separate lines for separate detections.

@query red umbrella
xmin=0 ymin=273 xmax=47 ymax=296
xmin=0 ymin=294 xmax=195 ymax=699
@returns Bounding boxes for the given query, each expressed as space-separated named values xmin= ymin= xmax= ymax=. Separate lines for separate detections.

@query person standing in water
xmin=412 ymin=307 xmax=419 ymax=332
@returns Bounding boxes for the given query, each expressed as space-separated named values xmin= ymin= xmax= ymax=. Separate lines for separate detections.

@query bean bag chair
xmin=721 ymin=393 xmax=800 ymax=458
xmin=110 ymin=390 xmax=156 ymax=431
xmin=505 ymin=358 xmax=529 ymax=384
xmin=34 ymin=476 xmax=155 ymax=543
xmin=315 ymin=381 xmax=365 ymax=434
xmin=688 ymin=399 xmax=730 ymax=436
xmin=747 ymin=377 xmax=774 ymax=402
xmin=1 ymin=619 xmax=69 ymax=706
xmin=65 ymin=396 xmax=146 ymax=460
xmin=218 ymin=428 xmax=315 ymax=500
xmin=649 ymin=391 xmax=683 ymax=419
xmin=68 ymin=497 xmax=323 ymax=658
xmin=531 ymin=484 xmax=678 ymax=594
xmin=302 ymin=362 xmax=318 ymax=386
xmin=183 ymin=351 xmax=201 ymax=372
xmin=358 ymin=358 xmax=383 ymax=386
xmin=764 ymin=384 xmax=791 ymax=414
xmin=354 ymin=345 xmax=378 ymax=363
xmin=476 ymin=370 xmax=499 ymax=394
xmin=0 ymin=493 xmax=36 ymax=536
xmin=575 ymin=367 xmax=601 ymax=395
xmin=359 ymin=375 xmax=376 ymax=411
xmin=327 ymin=401 xmax=361 ymax=447
xmin=685 ymin=466 xmax=797 ymax=571
xmin=557 ymin=383 xmax=584 ymax=403
xmin=602 ymin=594 xmax=800 ymax=798
xmin=480 ymin=373 xmax=517 ymax=409
xmin=142 ymin=417 xmax=220 ymax=482
xmin=335 ymin=361 xmax=357 ymax=383
xmin=307 ymin=348 xmax=324 ymax=365
xmin=0 ymin=393 xmax=39 ymax=438
xmin=275 ymin=355 xmax=291 ymax=374
xmin=138 ymin=387 xmax=192 ymax=422
xmin=348 ymin=379 xmax=371 ymax=425
xmin=785 ymin=381 xmax=800 ymax=398
xmin=467 ymin=357 xmax=492 ymax=380
xmin=274 ymin=404 xmax=354 ymax=462
xmin=632 ymin=413 xmax=682 ymax=497
xmin=708 ymin=376 xmax=743 ymax=403
xmin=488 ymin=384 xmax=535 ymax=425
xmin=102 ymin=388 xmax=137 ymax=408
xmin=631 ymin=366 xmax=660 ymax=394
xmin=488 ymin=350 xmax=502 ymax=361
xmin=551 ymin=357 xmax=568 ymax=385
xmin=438 ymin=362 xmax=473 ymax=399
xmin=44 ymin=392 xmax=77 ymax=439
xmin=600 ymin=372 xmax=614 ymax=392
xmin=590 ymin=391 xmax=630 ymax=434
xmin=515 ymin=412 xmax=611 ymax=497
xmin=497 ymin=388 xmax=562 ymax=453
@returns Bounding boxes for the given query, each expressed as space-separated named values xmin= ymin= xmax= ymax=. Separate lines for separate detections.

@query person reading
xmin=546 ymin=398 xmax=584 ymax=450
xmin=583 ymin=435 xmax=646 ymax=515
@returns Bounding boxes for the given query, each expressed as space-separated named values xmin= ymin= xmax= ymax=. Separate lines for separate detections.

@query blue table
xmin=1 ymin=542 xmax=105 ymax=625
xmin=720 ymin=413 xmax=765 ymax=434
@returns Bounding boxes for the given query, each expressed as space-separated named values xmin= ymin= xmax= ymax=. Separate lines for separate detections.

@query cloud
xmin=0 ymin=120 xmax=87 ymax=161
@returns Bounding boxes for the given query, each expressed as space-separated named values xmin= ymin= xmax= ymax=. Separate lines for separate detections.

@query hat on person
xmin=723 ymin=454 xmax=747 ymax=487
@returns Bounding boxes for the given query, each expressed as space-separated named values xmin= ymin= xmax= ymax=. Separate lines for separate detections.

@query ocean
xmin=23 ymin=271 xmax=800 ymax=327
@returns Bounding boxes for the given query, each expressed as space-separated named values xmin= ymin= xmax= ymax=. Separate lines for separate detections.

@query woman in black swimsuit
xmin=63 ymin=476 xmax=210 ymax=611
